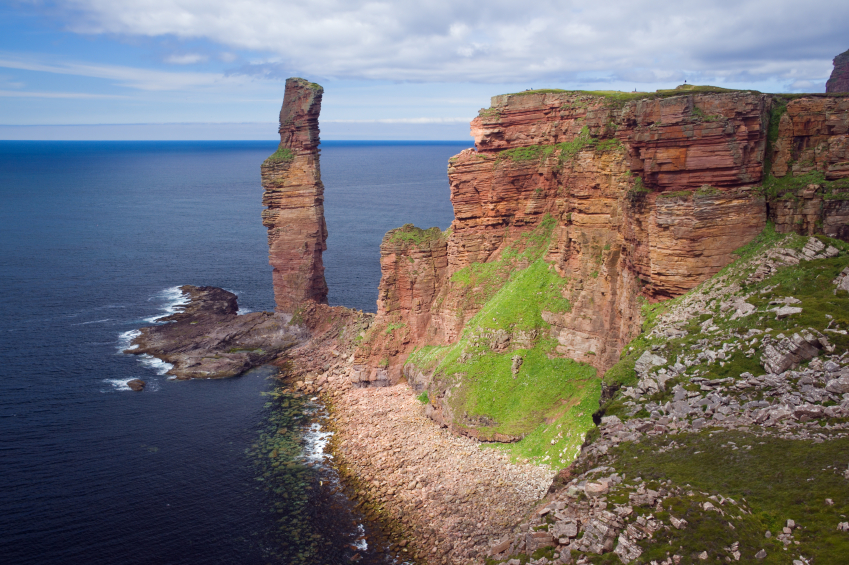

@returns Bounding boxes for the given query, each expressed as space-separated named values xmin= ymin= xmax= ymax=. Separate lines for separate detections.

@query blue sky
xmin=1 ymin=0 xmax=846 ymax=140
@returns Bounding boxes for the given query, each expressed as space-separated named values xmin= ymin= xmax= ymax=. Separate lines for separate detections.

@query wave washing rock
xmin=127 ymin=285 xmax=304 ymax=379
xmin=261 ymin=77 xmax=328 ymax=312
xmin=826 ymin=48 xmax=849 ymax=93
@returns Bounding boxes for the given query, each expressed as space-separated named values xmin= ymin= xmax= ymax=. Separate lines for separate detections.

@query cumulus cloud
xmin=42 ymin=0 xmax=849 ymax=84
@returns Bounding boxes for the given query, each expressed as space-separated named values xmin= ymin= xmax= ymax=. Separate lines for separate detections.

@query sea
xmin=0 ymin=140 xmax=466 ymax=564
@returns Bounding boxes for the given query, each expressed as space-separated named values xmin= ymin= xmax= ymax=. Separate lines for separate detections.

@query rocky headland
xmin=126 ymin=285 xmax=304 ymax=379
xmin=127 ymin=64 xmax=849 ymax=564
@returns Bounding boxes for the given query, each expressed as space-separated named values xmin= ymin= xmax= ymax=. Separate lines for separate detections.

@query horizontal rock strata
xmin=261 ymin=77 xmax=328 ymax=312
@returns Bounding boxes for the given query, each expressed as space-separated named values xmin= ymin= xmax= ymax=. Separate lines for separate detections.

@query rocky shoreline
xmin=125 ymin=285 xmax=305 ymax=379
xmin=261 ymin=302 xmax=554 ymax=564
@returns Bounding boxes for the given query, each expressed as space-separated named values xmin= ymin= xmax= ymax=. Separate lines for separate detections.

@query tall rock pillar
xmin=826 ymin=49 xmax=849 ymax=93
xmin=261 ymin=77 xmax=328 ymax=312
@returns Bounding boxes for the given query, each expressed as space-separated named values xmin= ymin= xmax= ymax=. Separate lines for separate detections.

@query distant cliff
xmin=827 ymin=48 xmax=849 ymax=93
xmin=354 ymin=85 xmax=849 ymax=442
xmin=261 ymin=77 xmax=328 ymax=312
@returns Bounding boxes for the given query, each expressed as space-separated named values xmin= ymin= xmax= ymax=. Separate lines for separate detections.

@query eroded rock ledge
xmin=126 ymin=285 xmax=304 ymax=379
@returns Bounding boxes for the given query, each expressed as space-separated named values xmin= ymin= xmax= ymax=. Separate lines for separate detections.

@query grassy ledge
xmin=263 ymin=146 xmax=295 ymax=166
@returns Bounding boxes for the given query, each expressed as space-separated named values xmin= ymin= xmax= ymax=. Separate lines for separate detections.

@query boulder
xmin=635 ymin=351 xmax=667 ymax=376
xmin=127 ymin=379 xmax=146 ymax=391
xmin=826 ymin=375 xmax=849 ymax=394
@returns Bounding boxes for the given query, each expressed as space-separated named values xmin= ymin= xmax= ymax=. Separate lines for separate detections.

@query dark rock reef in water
xmin=826 ymin=48 xmax=849 ymax=93
xmin=126 ymin=285 xmax=304 ymax=379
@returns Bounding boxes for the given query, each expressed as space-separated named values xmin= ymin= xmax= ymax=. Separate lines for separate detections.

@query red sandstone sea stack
xmin=261 ymin=77 xmax=329 ymax=312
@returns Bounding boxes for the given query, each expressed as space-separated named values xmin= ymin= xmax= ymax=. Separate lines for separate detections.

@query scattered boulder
xmin=127 ymin=379 xmax=146 ymax=391
xmin=635 ymin=350 xmax=667 ymax=376
xmin=826 ymin=374 xmax=849 ymax=394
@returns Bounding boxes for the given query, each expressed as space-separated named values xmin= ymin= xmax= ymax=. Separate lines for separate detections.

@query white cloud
xmin=46 ymin=0 xmax=847 ymax=85
xmin=0 ymin=89 xmax=129 ymax=98
xmin=0 ymin=55 xmax=248 ymax=90
xmin=165 ymin=53 xmax=208 ymax=65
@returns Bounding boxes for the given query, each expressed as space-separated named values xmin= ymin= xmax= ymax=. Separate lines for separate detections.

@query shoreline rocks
xmin=126 ymin=285 xmax=305 ymax=379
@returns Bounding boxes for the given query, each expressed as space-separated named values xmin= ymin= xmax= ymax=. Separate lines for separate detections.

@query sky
xmin=0 ymin=0 xmax=846 ymax=140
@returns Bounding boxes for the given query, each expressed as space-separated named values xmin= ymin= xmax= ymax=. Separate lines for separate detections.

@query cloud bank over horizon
xmin=1 ymin=0 xmax=847 ymax=138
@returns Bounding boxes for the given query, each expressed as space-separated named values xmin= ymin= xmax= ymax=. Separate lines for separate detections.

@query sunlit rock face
xmin=261 ymin=77 xmax=328 ymax=312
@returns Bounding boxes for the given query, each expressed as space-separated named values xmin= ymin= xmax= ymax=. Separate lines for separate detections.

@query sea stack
xmin=261 ymin=77 xmax=329 ymax=312
xmin=826 ymin=48 xmax=849 ymax=93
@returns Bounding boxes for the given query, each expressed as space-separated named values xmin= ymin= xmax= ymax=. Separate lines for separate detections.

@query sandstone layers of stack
xmin=261 ymin=77 xmax=328 ymax=312
xmin=826 ymin=49 xmax=849 ymax=93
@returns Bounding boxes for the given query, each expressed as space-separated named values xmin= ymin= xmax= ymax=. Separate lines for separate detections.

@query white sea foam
xmin=101 ymin=377 xmax=159 ymax=392
xmin=143 ymin=286 xmax=190 ymax=323
xmin=302 ymin=421 xmax=333 ymax=465
xmin=138 ymin=354 xmax=174 ymax=376
xmin=73 ymin=318 xmax=112 ymax=326
xmin=237 ymin=308 xmax=251 ymax=315
xmin=117 ymin=329 xmax=142 ymax=352
xmin=103 ymin=378 xmax=134 ymax=392
xmin=353 ymin=524 xmax=368 ymax=551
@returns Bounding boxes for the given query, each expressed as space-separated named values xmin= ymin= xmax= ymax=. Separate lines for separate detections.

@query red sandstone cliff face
xmin=827 ymin=49 xmax=849 ymax=94
xmin=356 ymin=88 xmax=849 ymax=396
xmin=357 ymin=89 xmax=773 ymax=383
xmin=261 ymin=78 xmax=328 ymax=312
xmin=767 ymin=96 xmax=849 ymax=239
xmin=352 ymin=226 xmax=448 ymax=386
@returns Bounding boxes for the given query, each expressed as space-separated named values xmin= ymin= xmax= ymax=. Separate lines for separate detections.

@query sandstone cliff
xmin=357 ymin=86 xmax=849 ymax=444
xmin=826 ymin=48 xmax=849 ymax=93
xmin=261 ymin=77 xmax=328 ymax=312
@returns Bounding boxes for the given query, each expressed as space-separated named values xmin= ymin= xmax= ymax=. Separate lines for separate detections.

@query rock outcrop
xmin=261 ymin=77 xmax=328 ymax=312
xmin=826 ymin=48 xmax=849 ymax=93
xmin=127 ymin=285 xmax=303 ymax=379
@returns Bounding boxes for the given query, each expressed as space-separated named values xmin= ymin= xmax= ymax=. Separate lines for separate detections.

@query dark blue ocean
xmin=0 ymin=140 xmax=465 ymax=564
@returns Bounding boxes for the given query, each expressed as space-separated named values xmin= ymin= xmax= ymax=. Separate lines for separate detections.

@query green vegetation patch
xmin=408 ymin=215 xmax=599 ymax=464
xmin=264 ymin=146 xmax=295 ymax=165
xmin=385 ymin=224 xmax=445 ymax=249
xmin=506 ymin=88 xmax=569 ymax=96
xmin=494 ymin=127 xmax=623 ymax=168
xmin=610 ymin=431 xmax=849 ymax=564
xmin=447 ymin=215 xmax=558 ymax=316
xmin=691 ymin=106 xmax=722 ymax=122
